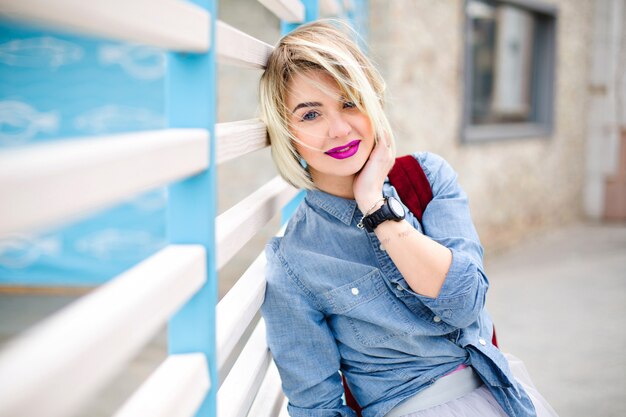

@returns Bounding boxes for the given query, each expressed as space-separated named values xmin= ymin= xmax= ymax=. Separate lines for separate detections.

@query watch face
xmin=388 ymin=197 xmax=405 ymax=217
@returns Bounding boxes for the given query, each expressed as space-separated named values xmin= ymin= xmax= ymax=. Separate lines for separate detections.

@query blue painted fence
xmin=0 ymin=0 xmax=368 ymax=416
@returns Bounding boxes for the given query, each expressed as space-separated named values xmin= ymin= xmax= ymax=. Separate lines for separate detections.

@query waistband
xmin=384 ymin=366 xmax=484 ymax=417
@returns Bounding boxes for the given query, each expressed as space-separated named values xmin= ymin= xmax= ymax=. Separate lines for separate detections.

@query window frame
xmin=461 ymin=0 xmax=559 ymax=143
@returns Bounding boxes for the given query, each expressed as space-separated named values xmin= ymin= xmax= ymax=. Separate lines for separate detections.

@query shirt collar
xmin=305 ymin=189 xmax=359 ymax=226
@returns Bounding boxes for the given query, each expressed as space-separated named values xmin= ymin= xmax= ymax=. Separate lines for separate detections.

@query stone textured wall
xmin=368 ymin=0 xmax=593 ymax=251
xmin=585 ymin=0 xmax=625 ymax=219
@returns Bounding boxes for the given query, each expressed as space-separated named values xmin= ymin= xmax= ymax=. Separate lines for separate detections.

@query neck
xmin=310 ymin=171 xmax=355 ymax=200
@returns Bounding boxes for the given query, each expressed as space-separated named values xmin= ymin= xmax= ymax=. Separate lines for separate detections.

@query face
xmin=285 ymin=70 xmax=375 ymax=194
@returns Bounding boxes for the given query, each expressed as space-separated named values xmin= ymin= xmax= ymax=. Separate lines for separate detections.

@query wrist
xmin=358 ymin=196 xmax=406 ymax=232
xmin=358 ymin=197 xmax=385 ymax=216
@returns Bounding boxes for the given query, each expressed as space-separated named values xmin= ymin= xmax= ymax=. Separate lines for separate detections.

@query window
xmin=462 ymin=0 xmax=558 ymax=142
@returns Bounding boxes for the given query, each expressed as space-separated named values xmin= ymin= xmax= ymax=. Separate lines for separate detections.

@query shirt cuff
xmin=415 ymin=248 xmax=477 ymax=310
xmin=287 ymin=404 xmax=358 ymax=417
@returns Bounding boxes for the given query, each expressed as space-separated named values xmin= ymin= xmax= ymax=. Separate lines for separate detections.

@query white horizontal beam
xmin=0 ymin=0 xmax=211 ymax=52
xmin=0 ymin=245 xmax=206 ymax=417
xmin=216 ymin=21 xmax=274 ymax=69
xmin=217 ymin=319 xmax=271 ymax=417
xmin=216 ymin=176 xmax=298 ymax=269
xmin=113 ymin=354 xmax=210 ymax=417
xmin=278 ymin=396 xmax=289 ymax=417
xmin=257 ymin=0 xmax=304 ymax=23
xmin=216 ymin=226 xmax=286 ymax=383
xmin=216 ymin=119 xmax=268 ymax=165
xmin=216 ymin=225 xmax=286 ymax=378
xmin=216 ymin=253 xmax=267 ymax=376
xmin=246 ymin=361 xmax=285 ymax=417
xmin=0 ymin=129 xmax=209 ymax=237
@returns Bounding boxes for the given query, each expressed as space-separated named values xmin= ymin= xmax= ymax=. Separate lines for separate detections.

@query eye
xmin=343 ymin=101 xmax=357 ymax=109
xmin=301 ymin=110 xmax=320 ymax=121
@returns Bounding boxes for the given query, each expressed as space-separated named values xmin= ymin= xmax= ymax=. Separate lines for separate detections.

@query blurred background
xmin=0 ymin=0 xmax=624 ymax=416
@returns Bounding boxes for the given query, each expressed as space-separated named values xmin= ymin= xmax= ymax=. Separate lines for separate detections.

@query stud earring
xmin=299 ymin=158 xmax=308 ymax=169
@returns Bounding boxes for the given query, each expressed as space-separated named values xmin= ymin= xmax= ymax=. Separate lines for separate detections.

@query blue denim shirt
xmin=261 ymin=152 xmax=536 ymax=417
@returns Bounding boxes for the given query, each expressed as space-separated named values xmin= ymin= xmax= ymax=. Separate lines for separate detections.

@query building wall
xmin=585 ymin=0 xmax=626 ymax=220
xmin=369 ymin=0 xmax=594 ymax=251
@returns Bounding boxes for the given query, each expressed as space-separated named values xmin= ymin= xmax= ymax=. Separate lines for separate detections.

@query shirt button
xmin=396 ymin=284 xmax=403 ymax=291
xmin=379 ymin=243 xmax=386 ymax=251
xmin=433 ymin=316 xmax=442 ymax=323
xmin=479 ymin=338 xmax=487 ymax=346
xmin=351 ymin=287 xmax=359 ymax=296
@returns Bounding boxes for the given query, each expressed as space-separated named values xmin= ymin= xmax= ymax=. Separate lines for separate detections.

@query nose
xmin=327 ymin=113 xmax=352 ymax=139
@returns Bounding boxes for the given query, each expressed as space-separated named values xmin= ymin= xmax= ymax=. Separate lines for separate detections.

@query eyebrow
xmin=292 ymin=102 xmax=322 ymax=113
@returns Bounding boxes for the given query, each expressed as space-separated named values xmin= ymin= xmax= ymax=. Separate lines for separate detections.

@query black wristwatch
xmin=359 ymin=197 xmax=406 ymax=232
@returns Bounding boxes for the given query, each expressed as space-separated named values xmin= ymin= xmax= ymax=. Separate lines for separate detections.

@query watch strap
xmin=361 ymin=197 xmax=405 ymax=232
xmin=362 ymin=203 xmax=392 ymax=232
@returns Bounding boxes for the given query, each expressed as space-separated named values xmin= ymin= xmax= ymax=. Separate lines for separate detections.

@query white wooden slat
xmin=257 ymin=0 xmax=304 ymax=23
xmin=216 ymin=118 xmax=268 ymax=165
xmin=216 ymin=252 xmax=266 ymax=377
xmin=216 ymin=176 xmax=298 ymax=269
xmin=216 ymin=225 xmax=286 ymax=382
xmin=0 ymin=129 xmax=208 ymax=237
xmin=320 ymin=0 xmax=342 ymax=16
xmin=278 ymin=396 xmax=290 ymax=417
xmin=113 ymin=354 xmax=210 ymax=417
xmin=0 ymin=0 xmax=210 ymax=52
xmin=246 ymin=361 xmax=285 ymax=417
xmin=216 ymin=20 xmax=274 ymax=69
xmin=218 ymin=319 xmax=272 ymax=417
xmin=0 ymin=245 xmax=206 ymax=417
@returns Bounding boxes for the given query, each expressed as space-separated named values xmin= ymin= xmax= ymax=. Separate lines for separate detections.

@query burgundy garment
xmin=387 ymin=155 xmax=434 ymax=222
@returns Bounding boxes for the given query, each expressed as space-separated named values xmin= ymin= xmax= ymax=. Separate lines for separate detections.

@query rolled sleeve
xmin=414 ymin=248 xmax=488 ymax=328
xmin=411 ymin=152 xmax=490 ymax=328
xmin=262 ymin=241 xmax=357 ymax=417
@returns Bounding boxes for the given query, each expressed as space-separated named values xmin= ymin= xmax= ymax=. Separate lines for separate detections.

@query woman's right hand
xmin=353 ymin=134 xmax=395 ymax=214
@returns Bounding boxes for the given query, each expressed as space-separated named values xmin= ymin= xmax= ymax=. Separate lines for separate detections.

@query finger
xmin=378 ymin=131 xmax=389 ymax=147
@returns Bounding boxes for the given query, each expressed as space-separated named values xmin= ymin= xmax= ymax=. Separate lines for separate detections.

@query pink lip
xmin=325 ymin=140 xmax=361 ymax=160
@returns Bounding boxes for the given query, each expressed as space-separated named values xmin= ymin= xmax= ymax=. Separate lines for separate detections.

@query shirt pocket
xmin=323 ymin=269 xmax=416 ymax=347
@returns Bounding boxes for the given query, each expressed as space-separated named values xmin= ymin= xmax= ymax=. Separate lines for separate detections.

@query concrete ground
xmin=484 ymin=222 xmax=626 ymax=417
xmin=0 ymin=221 xmax=624 ymax=416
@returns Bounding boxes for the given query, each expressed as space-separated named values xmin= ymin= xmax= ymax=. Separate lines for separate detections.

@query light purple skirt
xmin=398 ymin=354 xmax=559 ymax=417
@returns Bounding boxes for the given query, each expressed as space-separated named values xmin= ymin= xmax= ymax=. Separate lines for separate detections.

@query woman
xmin=258 ymin=20 xmax=558 ymax=417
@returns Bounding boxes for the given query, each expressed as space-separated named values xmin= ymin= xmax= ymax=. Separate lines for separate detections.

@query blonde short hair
xmin=259 ymin=20 xmax=394 ymax=190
